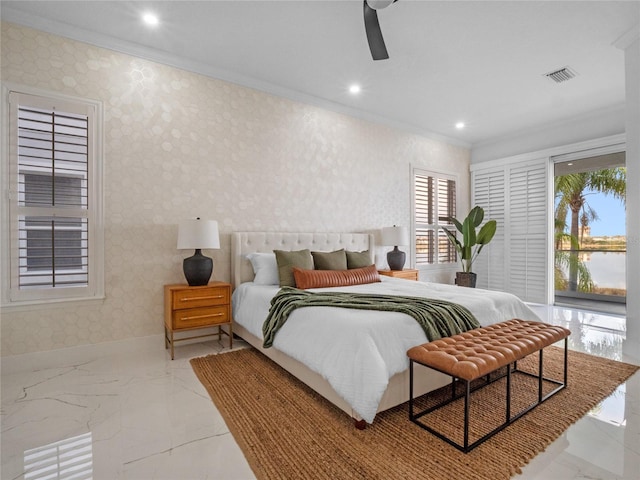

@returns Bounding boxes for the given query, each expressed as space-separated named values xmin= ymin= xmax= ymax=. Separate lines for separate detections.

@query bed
xmin=230 ymin=231 xmax=540 ymax=426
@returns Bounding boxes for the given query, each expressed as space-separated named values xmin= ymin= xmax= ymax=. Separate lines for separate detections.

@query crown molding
xmin=613 ymin=24 xmax=640 ymax=50
xmin=470 ymin=133 xmax=626 ymax=171
xmin=471 ymin=102 xmax=626 ymax=150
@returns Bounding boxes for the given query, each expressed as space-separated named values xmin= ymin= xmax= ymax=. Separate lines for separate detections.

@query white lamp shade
xmin=367 ymin=0 xmax=395 ymax=10
xmin=177 ymin=219 xmax=220 ymax=250
xmin=381 ymin=226 xmax=409 ymax=246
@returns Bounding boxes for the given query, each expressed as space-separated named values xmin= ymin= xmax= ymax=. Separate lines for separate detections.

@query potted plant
xmin=442 ymin=206 xmax=497 ymax=287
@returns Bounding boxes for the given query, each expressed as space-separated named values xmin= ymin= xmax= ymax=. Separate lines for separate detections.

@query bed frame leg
xmin=354 ymin=419 xmax=367 ymax=430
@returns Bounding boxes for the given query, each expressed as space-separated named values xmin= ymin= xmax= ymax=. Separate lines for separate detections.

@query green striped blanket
xmin=262 ymin=287 xmax=480 ymax=348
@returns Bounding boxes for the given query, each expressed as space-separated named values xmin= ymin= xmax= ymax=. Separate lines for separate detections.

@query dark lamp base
xmin=387 ymin=246 xmax=406 ymax=271
xmin=183 ymin=249 xmax=213 ymax=286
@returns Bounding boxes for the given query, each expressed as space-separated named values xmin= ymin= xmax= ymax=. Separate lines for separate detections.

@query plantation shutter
xmin=507 ymin=159 xmax=547 ymax=303
xmin=437 ymin=178 xmax=457 ymax=263
xmin=17 ymin=103 xmax=89 ymax=289
xmin=471 ymin=158 xmax=548 ymax=303
xmin=8 ymin=91 xmax=95 ymax=300
xmin=415 ymin=173 xmax=435 ymax=265
xmin=414 ymin=170 xmax=456 ymax=267
xmin=471 ymin=168 xmax=506 ymax=291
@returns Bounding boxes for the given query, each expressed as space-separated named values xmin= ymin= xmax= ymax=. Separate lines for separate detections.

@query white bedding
xmin=232 ymin=276 xmax=540 ymax=423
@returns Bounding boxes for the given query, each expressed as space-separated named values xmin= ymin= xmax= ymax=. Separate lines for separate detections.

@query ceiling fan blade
xmin=363 ymin=0 xmax=389 ymax=60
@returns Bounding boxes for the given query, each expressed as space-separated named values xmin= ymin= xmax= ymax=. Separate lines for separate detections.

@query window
xmin=3 ymin=88 xmax=103 ymax=305
xmin=413 ymin=169 xmax=457 ymax=267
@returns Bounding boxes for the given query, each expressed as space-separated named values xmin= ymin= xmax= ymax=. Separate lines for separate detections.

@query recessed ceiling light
xmin=142 ymin=12 xmax=159 ymax=27
xmin=349 ymin=84 xmax=361 ymax=94
xmin=455 ymin=122 xmax=465 ymax=129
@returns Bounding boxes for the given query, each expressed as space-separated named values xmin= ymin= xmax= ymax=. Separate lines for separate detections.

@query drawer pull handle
xmin=182 ymin=313 xmax=224 ymax=321
xmin=180 ymin=295 xmax=224 ymax=302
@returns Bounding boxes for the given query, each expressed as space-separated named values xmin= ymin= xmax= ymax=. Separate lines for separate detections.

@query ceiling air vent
xmin=545 ymin=66 xmax=577 ymax=84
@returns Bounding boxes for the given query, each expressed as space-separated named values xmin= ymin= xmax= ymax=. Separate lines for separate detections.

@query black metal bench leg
xmin=506 ymin=363 xmax=512 ymax=421
xmin=464 ymin=380 xmax=470 ymax=451
xmin=409 ymin=360 xmax=414 ymax=418
xmin=539 ymin=349 xmax=544 ymax=402
xmin=564 ymin=337 xmax=568 ymax=385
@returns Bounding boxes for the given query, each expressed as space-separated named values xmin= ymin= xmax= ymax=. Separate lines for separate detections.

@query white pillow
xmin=247 ymin=253 xmax=279 ymax=285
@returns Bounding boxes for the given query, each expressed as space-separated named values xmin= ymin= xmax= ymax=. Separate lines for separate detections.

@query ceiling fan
xmin=363 ymin=0 xmax=398 ymax=61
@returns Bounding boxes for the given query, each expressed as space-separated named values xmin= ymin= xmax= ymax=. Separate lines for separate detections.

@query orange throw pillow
xmin=292 ymin=265 xmax=380 ymax=289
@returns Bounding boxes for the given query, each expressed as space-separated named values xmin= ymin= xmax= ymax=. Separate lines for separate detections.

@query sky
xmin=581 ymin=189 xmax=626 ymax=236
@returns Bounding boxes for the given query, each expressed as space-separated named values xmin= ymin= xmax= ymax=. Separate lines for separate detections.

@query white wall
xmin=0 ymin=22 xmax=470 ymax=355
xmin=618 ymin=30 xmax=639 ymax=362
xmin=471 ymin=105 xmax=626 ymax=164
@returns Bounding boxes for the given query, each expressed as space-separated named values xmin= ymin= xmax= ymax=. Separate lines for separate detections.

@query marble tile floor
xmin=1 ymin=305 xmax=638 ymax=480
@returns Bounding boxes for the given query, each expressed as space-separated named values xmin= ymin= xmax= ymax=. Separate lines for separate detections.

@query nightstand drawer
xmin=173 ymin=305 xmax=230 ymax=329
xmin=172 ymin=286 xmax=230 ymax=310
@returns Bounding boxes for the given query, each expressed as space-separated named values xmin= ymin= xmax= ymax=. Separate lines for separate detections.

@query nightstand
xmin=378 ymin=269 xmax=419 ymax=281
xmin=164 ymin=282 xmax=232 ymax=360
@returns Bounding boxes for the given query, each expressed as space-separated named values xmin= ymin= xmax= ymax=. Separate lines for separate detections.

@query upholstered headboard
xmin=231 ymin=232 xmax=375 ymax=289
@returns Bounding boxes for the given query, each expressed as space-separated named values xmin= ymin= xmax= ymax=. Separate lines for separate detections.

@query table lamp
xmin=381 ymin=225 xmax=409 ymax=271
xmin=177 ymin=218 xmax=220 ymax=286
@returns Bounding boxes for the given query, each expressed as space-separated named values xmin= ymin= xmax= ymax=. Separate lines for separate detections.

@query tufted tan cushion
xmin=293 ymin=264 xmax=380 ymax=289
xmin=407 ymin=319 xmax=571 ymax=381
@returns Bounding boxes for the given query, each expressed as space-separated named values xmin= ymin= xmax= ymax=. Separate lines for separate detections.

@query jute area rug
xmin=191 ymin=347 xmax=638 ymax=480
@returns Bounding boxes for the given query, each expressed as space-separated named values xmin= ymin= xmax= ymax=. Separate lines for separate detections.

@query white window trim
xmin=411 ymin=166 xmax=459 ymax=271
xmin=1 ymin=83 xmax=104 ymax=309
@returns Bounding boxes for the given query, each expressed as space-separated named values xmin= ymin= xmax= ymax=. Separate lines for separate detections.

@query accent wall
xmin=0 ymin=22 xmax=470 ymax=355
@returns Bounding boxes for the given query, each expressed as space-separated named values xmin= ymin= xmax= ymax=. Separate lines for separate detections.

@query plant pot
xmin=455 ymin=272 xmax=477 ymax=288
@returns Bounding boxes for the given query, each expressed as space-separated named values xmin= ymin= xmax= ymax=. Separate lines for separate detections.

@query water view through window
xmin=554 ymin=153 xmax=626 ymax=307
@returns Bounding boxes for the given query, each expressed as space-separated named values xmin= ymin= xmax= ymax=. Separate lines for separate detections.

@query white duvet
xmin=231 ymin=276 xmax=540 ymax=423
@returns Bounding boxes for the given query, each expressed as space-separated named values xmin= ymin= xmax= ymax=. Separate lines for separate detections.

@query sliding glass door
xmin=553 ymin=151 xmax=626 ymax=311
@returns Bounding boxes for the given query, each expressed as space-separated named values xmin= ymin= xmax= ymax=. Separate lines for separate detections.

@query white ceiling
xmin=2 ymin=0 xmax=639 ymax=146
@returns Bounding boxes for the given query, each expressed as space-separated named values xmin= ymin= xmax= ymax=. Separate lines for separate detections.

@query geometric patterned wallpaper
xmin=0 ymin=21 xmax=470 ymax=356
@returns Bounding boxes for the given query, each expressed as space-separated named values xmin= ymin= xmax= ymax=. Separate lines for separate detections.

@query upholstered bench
xmin=407 ymin=319 xmax=571 ymax=452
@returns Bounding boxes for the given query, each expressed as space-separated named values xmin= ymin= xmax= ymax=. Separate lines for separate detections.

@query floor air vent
xmin=545 ymin=66 xmax=577 ymax=83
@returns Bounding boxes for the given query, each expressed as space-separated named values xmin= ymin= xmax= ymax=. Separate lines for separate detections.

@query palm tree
xmin=553 ymin=211 xmax=595 ymax=291
xmin=554 ymin=167 xmax=626 ymax=292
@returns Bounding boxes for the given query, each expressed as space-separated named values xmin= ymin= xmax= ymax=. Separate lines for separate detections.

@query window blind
xmin=414 ymin=170 xmax=456 ymax=266
xmin=17 ymin=105 xmax=89 ymax=289
xmin=415 ymin=173 xmax=434 ymax=265
xmin=472 ymin=168 xmax=506 ymax=291
xmin=437 ymin=178 xmax=456 ymax=263
xmin=472 ymin=158 xmax=548 ymax=303
xmin=508 ymin=161 xmax=547 ymax=303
